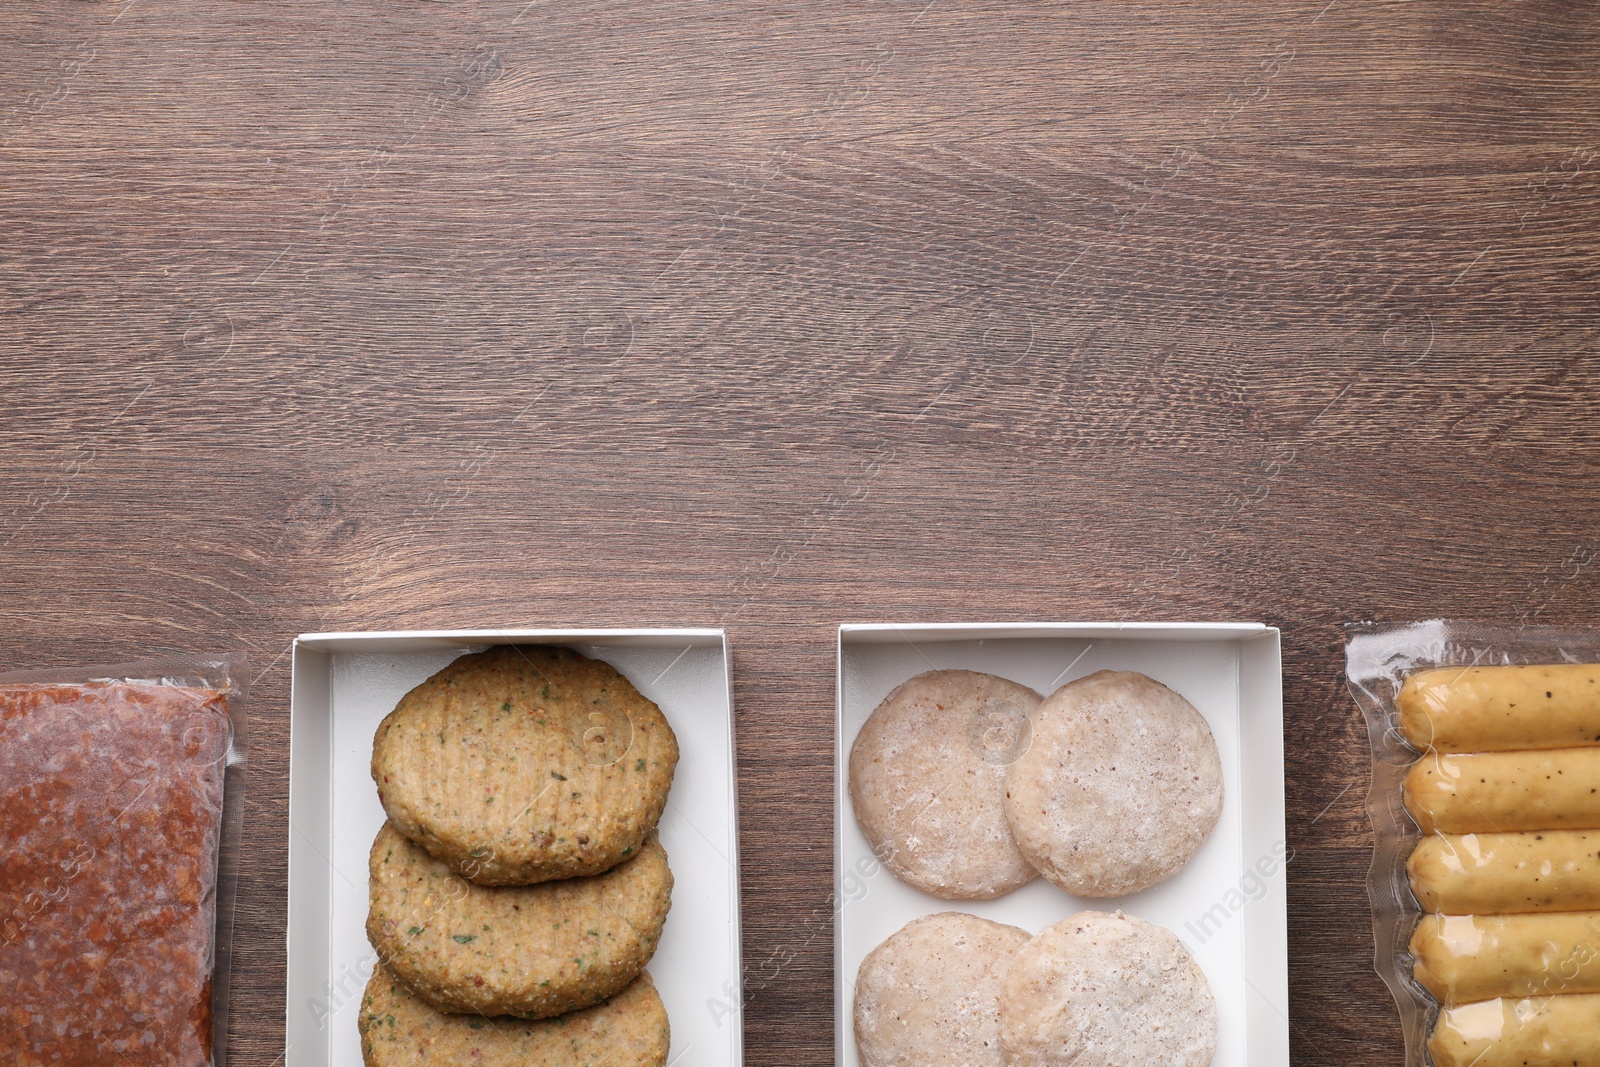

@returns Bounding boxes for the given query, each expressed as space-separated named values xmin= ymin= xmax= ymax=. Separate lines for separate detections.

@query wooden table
xmin=3 ymin=1 xmax=1597 ymax=1062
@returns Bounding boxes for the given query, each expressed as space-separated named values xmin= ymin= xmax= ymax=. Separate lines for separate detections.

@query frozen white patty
xmin=999 ymin=911 xmax=1217 ymax=1067
xmin=1004 ymin=670 xmax=1223 ymax=897
xmin=850 ymin=670 xmax=1042 ymax=899
xmin=854 ymin=911 xmax=1031 ymax=1067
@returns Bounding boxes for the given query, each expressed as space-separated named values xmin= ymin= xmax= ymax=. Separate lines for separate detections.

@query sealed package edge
xmin=0 ymin=654 xmax=248 ymax=1067
xmin=1347 ymin=620 xmax=1600 ymax=1067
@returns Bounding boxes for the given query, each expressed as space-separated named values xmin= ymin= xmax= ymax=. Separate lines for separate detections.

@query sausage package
xmin=1348 ymin=620 xmax=1600 ymax=1067
xmin=0 ymin=655 xmax=248 ymax=1067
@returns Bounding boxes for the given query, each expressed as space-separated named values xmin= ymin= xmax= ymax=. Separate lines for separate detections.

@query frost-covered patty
xmin=1004 ymin=670 xmax=1223 ymax=897
xmin=366 ymin=822 xmax=672 ymax=1019
xmin=372 ymin=645 xmax=679 ymax=885
xmin=850 ymin=670 xmax=1042 ymax=899
xmin=854 ymin=911 xmax=1030 ymax=1067
xmin=999 ymin=912 xmax=1216 ymax=1067
xmin=359 ymin=963 xmax=669 ymax=1067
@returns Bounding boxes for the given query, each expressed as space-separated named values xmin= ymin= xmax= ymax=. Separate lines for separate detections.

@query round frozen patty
xmin=372 ymin=644 xmax=679 ymax=885
xmin=359 ymin=963 xmax=670 ymax=1067
xmin=854 ymin=912 xmax=1030 ymax=1067
xmin=1004 ymin=670 xmax=1223 ymax=897
xmin=850 ymin=670 xmax=1042 ymax=899
xmin=366 ymin=821 xmax=672 ymax=1020
xmin=999 ymin=911 xmax=1217 ymax=1067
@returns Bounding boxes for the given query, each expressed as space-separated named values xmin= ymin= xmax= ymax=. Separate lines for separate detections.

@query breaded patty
xmin=359 ymin=963 xmax=670 ymax=1067
xmin=366 ymin=822 xmax=673 ymax=1019
xmin=372 ymin=645 xmax=679 ymax=885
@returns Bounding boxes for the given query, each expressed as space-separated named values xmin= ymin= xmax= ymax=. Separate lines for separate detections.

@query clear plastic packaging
xmin=0 ymin=654 xmax=248 ymax=1067
xmin=1348 ymin=620 xmax=1600 ymax=1067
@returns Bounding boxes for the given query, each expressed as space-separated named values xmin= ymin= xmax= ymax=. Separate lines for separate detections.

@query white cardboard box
xmin=835 ymin=622 xmax=1287 ymax=1067
xmin=286 ymin=629 xmax=742 ymax=1067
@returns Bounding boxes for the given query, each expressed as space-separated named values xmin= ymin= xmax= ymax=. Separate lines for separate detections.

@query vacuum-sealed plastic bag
xmin=1348 ymin=620 xmax=1600 ymax=1067
xmin=0 ymin=654 xmax=247 ymax=1067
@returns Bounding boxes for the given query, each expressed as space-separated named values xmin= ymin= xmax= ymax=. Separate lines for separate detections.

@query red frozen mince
xmin=0 ymin=680 xmax=231 ymax=1067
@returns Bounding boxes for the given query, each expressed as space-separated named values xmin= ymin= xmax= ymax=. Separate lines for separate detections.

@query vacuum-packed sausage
xmin=1404 ymin=748 xmax=1600 ymax=834
xmin=1410 ymin=831 xmax=1600 ymax=914
xmin=1429 ymin=993 xmax=1600 ymax=1067
xmin=1399 ymin=664 xmax=1600 ymax=753
xmin=1412 ymin=912 xmax=1600 ymax=1003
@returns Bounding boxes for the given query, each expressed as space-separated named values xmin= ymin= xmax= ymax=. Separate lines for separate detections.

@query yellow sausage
xmin=1430 ymin=994 xmax=1600 ymax=1067
xmin=1403 ymin=748 xmax=1600 ymax=834
xmin=1410 ymin=832 xmax=1600 ymax=914
xmin=1400 ymin=664 xmax=1600 ymax=752
xmin=1412 ymin=912 xmax=1600 ymax=1003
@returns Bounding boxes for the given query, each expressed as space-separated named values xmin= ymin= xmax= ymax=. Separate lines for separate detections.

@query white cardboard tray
xmin=286 ymin=629 xmax=742 ymax=1067
xmin=835 ymin=622 xmax=1287 ymax=1067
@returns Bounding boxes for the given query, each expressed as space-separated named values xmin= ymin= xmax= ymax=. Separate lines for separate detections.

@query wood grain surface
xmin=2 ymin=0 xmax=1598 ymax=1062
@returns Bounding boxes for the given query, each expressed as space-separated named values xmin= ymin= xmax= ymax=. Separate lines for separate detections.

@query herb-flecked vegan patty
xmin=366 ymin=822 xmax=673 ymax=1020
xmin=372 ymin=645 xmax=679 ymax=885
xmin=359 ymin=963 xmax=670 ymax=1067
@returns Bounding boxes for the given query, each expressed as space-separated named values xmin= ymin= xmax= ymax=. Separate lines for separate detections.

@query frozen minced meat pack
xmin=0 ymin=670 xmax=242 ymax=1067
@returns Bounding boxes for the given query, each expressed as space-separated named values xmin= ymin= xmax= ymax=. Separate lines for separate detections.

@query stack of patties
xmin=360 ymin=645 xmax=679 ymax=1067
